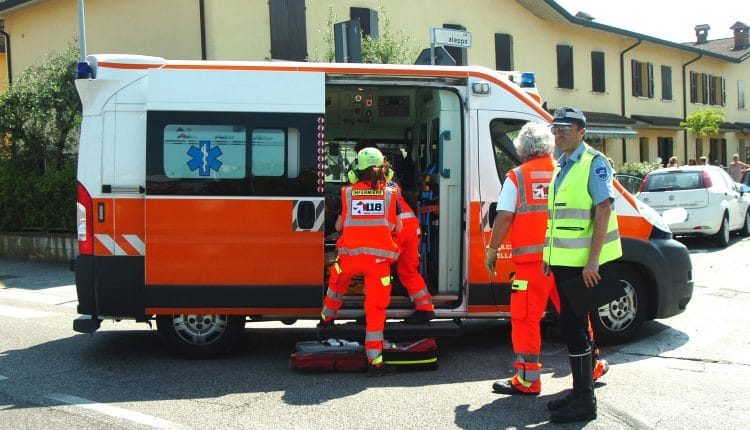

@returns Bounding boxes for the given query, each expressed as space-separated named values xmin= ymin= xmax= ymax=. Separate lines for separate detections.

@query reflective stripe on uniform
xmin=546 ymin=229 xmax=620 ymax=249
xmin=338 ymin=247 xmax=400 ymax=260
xmin=513 ymin=244 xmax=544 ymax=256
xmin=512 ymin=280 xmax=528 ymax=291
xmin=548 ymin=207 xmax=595 ymax=220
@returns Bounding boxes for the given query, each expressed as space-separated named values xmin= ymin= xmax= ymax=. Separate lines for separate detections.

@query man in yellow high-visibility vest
xmin=542 ymin=107 xmax=622 ymax=424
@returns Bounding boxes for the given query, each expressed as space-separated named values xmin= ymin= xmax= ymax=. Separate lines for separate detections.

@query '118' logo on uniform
xmin=352 ymin=200 xmax=384 ymax=215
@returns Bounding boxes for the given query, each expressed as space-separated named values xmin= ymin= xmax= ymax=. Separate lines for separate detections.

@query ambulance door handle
xmin=97 ymin=203 xmax=105 ymax=222
xmin=296 ymin=201 xmax=315 ymax=230
xmin=439 ymin=130 xmax=451 ymax=178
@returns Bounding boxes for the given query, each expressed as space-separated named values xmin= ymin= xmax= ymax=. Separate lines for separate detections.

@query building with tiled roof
xmin=1 ymin=0 xmax=748 ymax=165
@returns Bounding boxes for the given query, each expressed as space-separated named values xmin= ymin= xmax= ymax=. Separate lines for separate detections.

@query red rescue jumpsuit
xmin=393 ymin=189 xmax=434 ymax=312
xmin=505 ymin=155 xmax=557 ymax=393
xmin=320 ymin=181 xmax=400 ymax=365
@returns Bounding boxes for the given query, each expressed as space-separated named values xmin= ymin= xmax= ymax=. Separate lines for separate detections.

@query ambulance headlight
xmin=471 ymin=82 xmax=490 ymax=95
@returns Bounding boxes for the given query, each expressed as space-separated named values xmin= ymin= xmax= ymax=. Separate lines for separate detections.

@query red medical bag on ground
xmin=290 ymin=337 xmax=438 ymax=372
xmin=290 ymin=339 xmax=367 ymax=372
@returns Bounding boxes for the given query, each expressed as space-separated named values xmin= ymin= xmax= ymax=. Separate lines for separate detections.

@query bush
xmin=617 ymin=161 xmax=662 ymax=179
xmin=0 ymin=42 xmax=80 ymax=233
xmin=0 ymin=159 xmax=76 ymax=232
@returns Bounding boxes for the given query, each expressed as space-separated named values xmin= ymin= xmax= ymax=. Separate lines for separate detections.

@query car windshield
xmin=644 ymin=171 xmax=702 ymax=192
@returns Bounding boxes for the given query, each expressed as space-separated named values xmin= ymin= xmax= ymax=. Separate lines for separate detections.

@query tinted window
xmin=489 ymin=119 xmax=525 ymax=181
xmin=147 ymin=111 xmax=319 ymax=196
xmin=644 ymin=172 xmax=702 ymax=191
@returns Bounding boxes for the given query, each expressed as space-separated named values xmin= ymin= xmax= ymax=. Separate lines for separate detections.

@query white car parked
xmin=636 ymin=165 xmax=750 ymax=247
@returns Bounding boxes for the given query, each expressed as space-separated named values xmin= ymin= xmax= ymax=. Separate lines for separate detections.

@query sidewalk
xmin=0 ymin=259 xmax=74 ymax=291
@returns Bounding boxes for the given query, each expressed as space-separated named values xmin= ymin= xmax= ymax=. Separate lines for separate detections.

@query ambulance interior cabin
xmin=323 ymin=83 xmax=462 ymax=308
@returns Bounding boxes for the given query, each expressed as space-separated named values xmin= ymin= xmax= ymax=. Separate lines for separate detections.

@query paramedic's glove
xmin=485 ymin=246 xmax=498 ymax=277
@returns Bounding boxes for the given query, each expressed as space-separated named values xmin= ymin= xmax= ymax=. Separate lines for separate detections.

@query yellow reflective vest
xmin=543 ymin=147 xmax=622 ymax=267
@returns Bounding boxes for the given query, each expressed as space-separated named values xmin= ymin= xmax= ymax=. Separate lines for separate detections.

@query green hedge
xmin=616 ymin=161 xmax=663 ymax=178
xmin=0 ymin=160 xmax=76 ymax=233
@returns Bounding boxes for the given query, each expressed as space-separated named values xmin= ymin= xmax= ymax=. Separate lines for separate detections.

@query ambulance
xmin=73 ymin=55 xmax=693 ymax=357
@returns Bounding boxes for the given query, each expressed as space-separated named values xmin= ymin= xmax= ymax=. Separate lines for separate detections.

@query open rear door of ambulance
xmin=143 ymin=66 xmax=325 ymax=356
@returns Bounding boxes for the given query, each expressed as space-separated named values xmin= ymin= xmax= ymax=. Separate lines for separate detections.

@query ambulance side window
xmin=146 ymin=110 xmax=318 ymax=196
xmin=251 ymin=129 xmax=286 ymax=176
xmin=163 ymin=124 xmax=247 ymax=179
xmin=489 ymin=119 xmax=525 ymax=182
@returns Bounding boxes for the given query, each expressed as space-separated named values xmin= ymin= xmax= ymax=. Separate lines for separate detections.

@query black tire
xmin=589 ymin=263 xmax=647 ymax=345
xmin=740 ymin=211 xmax=750 ymax=237
xmin=713 ymin=214 xmax=730 ymax=248
xmin=156 ymin=314 xmax=245 ymax=358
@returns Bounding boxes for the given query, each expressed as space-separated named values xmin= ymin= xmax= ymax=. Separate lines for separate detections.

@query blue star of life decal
xmin=187 ymin=140 xmax=223 ymax=176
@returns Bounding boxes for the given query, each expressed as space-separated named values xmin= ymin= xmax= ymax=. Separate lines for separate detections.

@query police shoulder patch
xmin=594 ymin=164 xmax=609 ymax=182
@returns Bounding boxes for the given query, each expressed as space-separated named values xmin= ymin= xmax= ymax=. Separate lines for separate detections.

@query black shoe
xmin=366 ymin=363 xmax=397 ymax=377
xmin=317 ymin=319 xmax=335 ymax=328
xmin=403 ymin=310 xmax=435 ymax=324
xmin=492 ymin=379 xmax=540 ymax=396
xmin=549 ymin=393 xmax=597 ymax=423
xmin=547 ymin=390 xmax=574 ymax=411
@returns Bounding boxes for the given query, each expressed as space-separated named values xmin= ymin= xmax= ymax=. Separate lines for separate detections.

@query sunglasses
xmin=551 ymin=125 xmax=575 ymax=135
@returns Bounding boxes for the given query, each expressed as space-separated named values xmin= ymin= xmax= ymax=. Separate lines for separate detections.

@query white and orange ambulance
xmin=73 ymin=55 xmax=693 ymax=357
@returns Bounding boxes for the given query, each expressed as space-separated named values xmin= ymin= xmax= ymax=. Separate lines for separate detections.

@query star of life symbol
xmin=187 ymin=140 xmax=223 ymax=176
xmin=532 ymin=182 xmax=549 ymax=200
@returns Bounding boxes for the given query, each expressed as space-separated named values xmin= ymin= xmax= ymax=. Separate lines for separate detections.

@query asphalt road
xmin=1 ymin=234 xmax=749 ymax=429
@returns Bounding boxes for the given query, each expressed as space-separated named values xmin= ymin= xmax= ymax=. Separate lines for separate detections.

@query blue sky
xmin=555 ymin=0 xmax=745 ymax=43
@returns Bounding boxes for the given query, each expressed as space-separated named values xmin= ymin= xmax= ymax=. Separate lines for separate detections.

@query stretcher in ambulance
xmin=72 ymin=55 xmax=693 ymax=357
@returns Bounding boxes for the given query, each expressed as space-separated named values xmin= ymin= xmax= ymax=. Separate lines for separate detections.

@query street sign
xmin=431 ymin=28 xmax=472 ymax=48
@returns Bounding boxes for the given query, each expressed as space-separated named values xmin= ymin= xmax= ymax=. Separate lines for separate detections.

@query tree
xmin=310 ymin=5 xmax=419 ymax=65
xmin=680 ymin=107 xmax=725 ymax=138
xmin=360 ymin=8 xmax=420 ymax=65
xmin=0 ymin=42 xmax=81 ymax=172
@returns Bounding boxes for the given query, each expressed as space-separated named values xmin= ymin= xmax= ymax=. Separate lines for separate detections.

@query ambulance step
xmin=316 ymin=320 xmax=461 ymax=341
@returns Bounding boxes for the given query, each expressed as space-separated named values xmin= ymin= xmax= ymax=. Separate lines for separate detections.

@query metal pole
xmin=77 ymin=0 xmax=87 ymax=61
xmin=430 ymin=28 xmax=435 ymax=65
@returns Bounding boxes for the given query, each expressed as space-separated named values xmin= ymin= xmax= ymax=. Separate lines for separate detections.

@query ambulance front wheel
xmin=589 ymin=263 xmax=646 ymax=345
xmin=156 ymin=314 xmax=246 ymax=358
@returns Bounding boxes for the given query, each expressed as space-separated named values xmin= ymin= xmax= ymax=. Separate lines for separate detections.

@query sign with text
xmin=431 ymin=28 xmax=472 ymax=48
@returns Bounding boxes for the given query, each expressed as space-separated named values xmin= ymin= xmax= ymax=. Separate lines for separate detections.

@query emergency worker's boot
xmin=591 ymin=342 xmax=609 ymax=381
xmin=493 ymin=358 xmax=542 ymax=395
xmin=492 ymin=375 xmax=540 ymax=395
xmin=366 ymin=363 xmax=397 ymax=377
xmin=317 ymin=318 xmax=335 ymax=329
xmin=593 ymin=358 xmax=609 ymax=381
xmin=403 ymin=310 xmax=434 ymax=324
xmin=549 ymin=351 xmax=597 ymax=423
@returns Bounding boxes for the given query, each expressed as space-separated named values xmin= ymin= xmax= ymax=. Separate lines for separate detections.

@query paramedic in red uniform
xmin=484 ymin=122 xmax=608 ymax=395
xmin=389 ymin=175 xmax=435 ymax=324
xmin=319 ymin=147 xmax=402 ymax=376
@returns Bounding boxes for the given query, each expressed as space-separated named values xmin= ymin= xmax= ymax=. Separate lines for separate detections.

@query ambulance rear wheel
xmin=589 ymin=263 xmax=646 ymax=345
xmin=156 ymin=314 xmax=245 ymax=358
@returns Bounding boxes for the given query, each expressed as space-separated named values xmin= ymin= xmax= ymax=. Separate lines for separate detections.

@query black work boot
xmin=403 ymin=310 xmax=435 ymax=324
xmin=547 ymin=390 xmax=574 ymax=411
xmin=550 ymin=351 xmax=597 ymax=423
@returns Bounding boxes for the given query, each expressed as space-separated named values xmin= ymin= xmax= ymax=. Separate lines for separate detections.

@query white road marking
xmin=0 ymin=305 xmax=50 ymax=318
xmin=46 ymin=393 xmax=177 ymax=429
xmin=0 ymin=375 xmax=7 ymax=381
xmin=0 ymin=289 xmax=73 ymax=305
